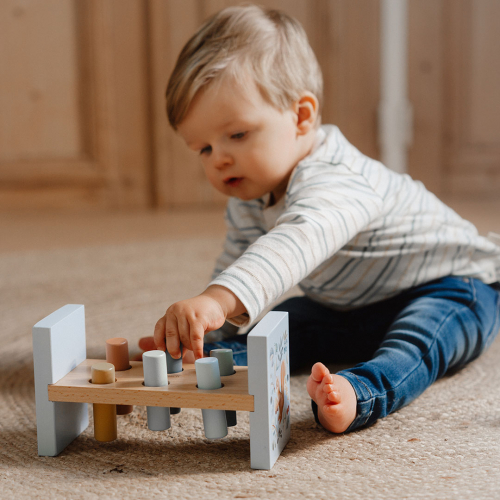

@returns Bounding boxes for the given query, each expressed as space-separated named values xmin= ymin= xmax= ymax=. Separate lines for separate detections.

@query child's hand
xmin=132 ymin=336 xmax=196 ymax=363
xmin=154 ymin=293 xmax=227 ymax=361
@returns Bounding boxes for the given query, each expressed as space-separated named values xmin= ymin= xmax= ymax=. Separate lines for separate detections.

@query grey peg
xmin=143 ymin=351 xmax=171 ymax=431
xmin=195 ymin=357 xmax=228 ymax=439
xmin=210 ymin=349 xmax=237 ymax=427
xmin=165 ymin=346 xmax=182 ymax=414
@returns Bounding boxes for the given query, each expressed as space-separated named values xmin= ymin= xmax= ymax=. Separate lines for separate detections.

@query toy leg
xmin=248 ymin=312 xmax=290 ymax=470
xmin=32 ymin=304 xmax=89 ymax=456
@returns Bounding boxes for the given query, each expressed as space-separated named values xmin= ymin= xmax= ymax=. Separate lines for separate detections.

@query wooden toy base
xmin=49 ymin=360 xmax=254 ymax=411
xmin=33 ymin=305 xmax=290 ymax=469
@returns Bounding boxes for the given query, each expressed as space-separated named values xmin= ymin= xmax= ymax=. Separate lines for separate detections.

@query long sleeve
xmin=209 ymin=125 xmax=500 ymax=327
xmin=210 ymin=159 xmax=386 ymax=325
xmin=207 ymin=197 xmax=266 ymax=334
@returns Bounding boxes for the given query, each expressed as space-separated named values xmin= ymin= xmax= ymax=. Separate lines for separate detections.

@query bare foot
xmin=306 ymin=362 xmax=357 ymax=433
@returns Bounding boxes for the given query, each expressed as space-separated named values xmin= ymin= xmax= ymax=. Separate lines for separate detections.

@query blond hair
xmin=166 ymin=4 xmax=323 ymax=129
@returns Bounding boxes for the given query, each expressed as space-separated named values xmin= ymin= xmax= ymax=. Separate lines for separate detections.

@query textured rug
xmin=1 ymin=237 xmax=500 ymax=500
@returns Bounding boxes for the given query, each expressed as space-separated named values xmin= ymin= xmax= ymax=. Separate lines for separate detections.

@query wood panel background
xmin=0 ymin=0 xmax=152 ymax=210
xmin=409 ymin=0 xmax=500 ymax=197
xmin=1 ymin=0 xmax=497 ymax=210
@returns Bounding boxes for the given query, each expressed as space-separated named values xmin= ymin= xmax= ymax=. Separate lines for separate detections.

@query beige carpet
xmin=1 ymin=235 xmax=500 ymax=500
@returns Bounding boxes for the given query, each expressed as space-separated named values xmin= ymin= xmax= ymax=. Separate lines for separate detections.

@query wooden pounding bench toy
xmin=32 ymin=305 xmax=290 ymax=469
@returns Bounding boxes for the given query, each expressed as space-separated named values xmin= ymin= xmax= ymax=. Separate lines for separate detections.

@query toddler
xmin=143 ymin=5 xmax=500 ymax=433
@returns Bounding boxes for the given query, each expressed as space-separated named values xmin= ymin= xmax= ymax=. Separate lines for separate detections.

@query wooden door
xmin=148 ymin=0 xmax=380 ymax=209
xmin=1 ymin=0 xmax=381 ymax=211
xmin=0 ymin=0 xmax=151 ymax=210
xmin=3 ymin=1 xmax=497 ymax=211
xmin=409 ymin=0 xmax=500 ymax=197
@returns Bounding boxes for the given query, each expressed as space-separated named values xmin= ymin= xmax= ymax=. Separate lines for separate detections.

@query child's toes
xmin=323 ymin=383 xmax=341 ymax=403
xmin=311 ymin=362 xmax=330 ymax=382
xmin=326 ymin=391 xmax=341 ymax=403
xmin=323 ymin=383 xmax=335 ymax=394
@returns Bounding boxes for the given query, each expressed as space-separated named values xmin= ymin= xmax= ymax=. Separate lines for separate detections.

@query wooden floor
xmin=0 ymin=207 xmax=226 ymax=253
xmin=1 ymin=196 xmax=499 ymax=254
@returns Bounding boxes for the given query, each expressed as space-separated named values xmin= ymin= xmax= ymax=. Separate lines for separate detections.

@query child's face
xmin=177 ymin=76 xmax=312 ymax=203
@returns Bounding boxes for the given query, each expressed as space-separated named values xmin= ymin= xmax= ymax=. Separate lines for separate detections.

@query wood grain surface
xmin=48 ymin=359 xmax=254 ymax=411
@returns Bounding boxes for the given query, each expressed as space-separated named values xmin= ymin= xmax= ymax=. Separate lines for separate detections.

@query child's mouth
xmin=225 ymin=177 xmax=243 ymax=187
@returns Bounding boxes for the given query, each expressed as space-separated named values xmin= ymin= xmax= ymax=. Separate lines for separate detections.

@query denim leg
xmin=338 ymin=277 xmax=500 ymax=431
xmin=211 ymin=294 xmax=409 ymax=369
xmin=271 ymin=296 xmax=406 ymax=371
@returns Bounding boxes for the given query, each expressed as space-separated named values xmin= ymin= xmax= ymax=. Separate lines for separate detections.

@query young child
xmin=143 ymin=5 xmax=500 ymax=433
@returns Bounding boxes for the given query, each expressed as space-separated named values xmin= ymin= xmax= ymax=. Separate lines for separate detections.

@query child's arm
xmin=153 ymin=285 xmax=246 ymax=360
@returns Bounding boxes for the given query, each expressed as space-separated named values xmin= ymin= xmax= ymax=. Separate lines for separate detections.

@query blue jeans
xmin=205 ymin=277 xmax=500 ymax=431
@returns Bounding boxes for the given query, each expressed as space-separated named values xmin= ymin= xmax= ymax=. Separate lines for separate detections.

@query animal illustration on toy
xmin=32 ymin=305 xmax=290 ymax=470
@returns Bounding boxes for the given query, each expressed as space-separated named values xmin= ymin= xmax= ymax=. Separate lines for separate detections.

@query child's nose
xmin=213 ymin=150 xmax=233 ymax=169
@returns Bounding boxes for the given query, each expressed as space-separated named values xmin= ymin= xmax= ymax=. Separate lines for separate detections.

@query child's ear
xmin=294 ymin=92 xmax=319 ymax=135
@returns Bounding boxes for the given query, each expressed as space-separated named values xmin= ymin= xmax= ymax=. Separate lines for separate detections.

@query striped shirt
xmin=209 ymin=125 xmax=500 ymax=327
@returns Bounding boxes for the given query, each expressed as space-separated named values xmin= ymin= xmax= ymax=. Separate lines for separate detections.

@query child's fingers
xmin=138 ymin=336 xmax=155 ymax=352
xmin=132 ymin=337 xmax=156 ymax=361
xmin=153 ymin=316 xmax=167 ymax=351
xmin=165 ymin=313 xmax=182 ymax=359
xmin=189 ymin=321 xmax=205 ymax=360
xmin=176 ymin=315 xmax=191 ymax=352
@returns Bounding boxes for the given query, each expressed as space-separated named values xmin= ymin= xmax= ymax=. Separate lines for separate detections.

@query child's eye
xmin=231 ymin=132 xmax=246 ymax=140
xmin=199 ymin=145 xmax=212 ymax=155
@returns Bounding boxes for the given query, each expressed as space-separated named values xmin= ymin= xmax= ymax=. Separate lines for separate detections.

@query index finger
xmin=189 ymin=320 xmax=205 ymax=360
xmin=165 ymin=312 xmax=182 ymax=359
xmin=153 ymin=316 xmax=167 ymax=351
xmin=138 ymin=336 xmax=155 ymax=352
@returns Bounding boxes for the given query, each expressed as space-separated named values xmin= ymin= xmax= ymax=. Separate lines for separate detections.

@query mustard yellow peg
xmin=91 ymin=362 xmax=117 ymax=442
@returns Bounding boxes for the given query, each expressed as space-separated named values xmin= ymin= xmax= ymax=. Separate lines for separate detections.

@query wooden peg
xmin=106 ymin=337 xmax=133 ymax=415
xmin=210 ymin=349 xmax=237 ymax=427
xmin=91 ymin=362 xmax=117 ymax=442
xmin=195 ymin=358 xmax=227 ymax=439
xmin=143 ymin=351 xmax=171 ymax=431
xmin=166 ymin=346 xmax=182 ymax=415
